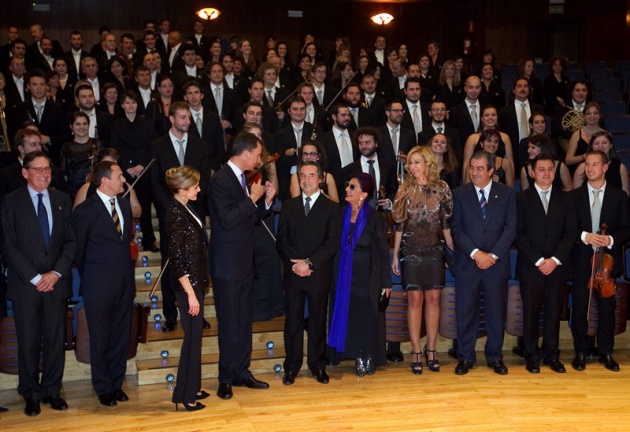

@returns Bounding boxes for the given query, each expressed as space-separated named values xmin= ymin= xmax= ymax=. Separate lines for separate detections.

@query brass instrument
xmin=0 ymin=102 xmax=12 ymax=152
xmin=561 ymin=108 xmax=585 ymax=133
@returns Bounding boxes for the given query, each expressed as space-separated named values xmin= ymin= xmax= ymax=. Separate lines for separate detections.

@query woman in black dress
xmin=145 ymin=75 xmax=174 ymax=136
xmin=392 ymin=146 xmax=453 ymax=374
xmin=328 ymin=173 xmax=391 ymax=376
xmin=61 ymin=111 xmax=99 ymax=198
xmin=543 ymin=56 xmax=570 ymax=115
xmin=165 ymin=166 xmax=209 ymax=411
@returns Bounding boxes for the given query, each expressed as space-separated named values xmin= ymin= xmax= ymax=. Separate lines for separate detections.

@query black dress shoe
xmin=203 ymin=319 xmax=211 ymax=329
xmin=572 ymin=353 xmax=586 ymax=371
xmin=599 ymin=354 xmax=620 ymax=372
xmin=525 ymin=359 xmax=540 ymax=374
xmin=114 ymin=389 xmax=129 ymax=402
xmin=162 ymin=322 xmax=176 ymax=333
xmin=282 ymin=372 xmax=296 ymax=386
xmin=386 ymin=352 xmax=403 ymax=363
xmin=217 ymin=384 xmax=233 ymax=400
xmin=24 ymin=399 xmax=41 ymax=417
xmin=313 ymin=370 xmax=329 ymax=384
xmin=488 ymin=360 xmax=508 ymax=375
xmin=98 ymin=393 xmax=117 ymax=407
xmin=42 ymin=395 xmax=68 ymax=410
xmin=232 ymin=376 xmax=270 ymax=389
xmin=196 ymin=390 xmax=210 ymax=400
xmin=143 ymin=244 xmax=160 ymax=253
xmin=544 ymin=359 xmax=566 ymax=373
xmin=455 ymin=361 xmax=473 ymax=375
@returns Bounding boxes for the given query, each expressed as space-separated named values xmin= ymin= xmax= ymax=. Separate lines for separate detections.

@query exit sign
xmin=549 ymin=5 xmax=564 ymax=13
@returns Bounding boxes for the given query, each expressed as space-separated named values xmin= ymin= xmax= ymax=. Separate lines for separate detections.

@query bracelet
xmin=304 ymin=258 xmax=313 ymax=268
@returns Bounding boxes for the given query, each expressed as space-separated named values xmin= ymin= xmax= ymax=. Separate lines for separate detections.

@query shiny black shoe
xmin=572 ymin=353 xmax=586 ymax=371
xmin=544 ymin=359 xmax=566 ymax=373
xmin=24 ymin=399 xmax=41 ymax=416
xmin=355 ymin=357 xmax=367 ymax=377
xmin=282 ymin=372 xmax=296 ymax=386
xmin=161 ymin=322 xmax=176 ymax=333
xmin=98 ymin=393 xmax=117 ymax=407
xmin=599 ymin=354 xmax=620 ymax=372
xmin=313 ymin=370 xmax=329 ymax=384
xmin=175 ymin=402 xmax=205 ymax=411
xmin=386 ymin=351 xmax=403 ymax=363
xmin=232 ymin=376 xmax=269 ymax=389
xmin=525 ymin=359 xmax=540 ymax=374
xmin=216 ymin=384 xmax=233 ymax=400
xmin=455 ymin=361 xmax=472 ymax=375
xmin=196 ymin=390 xmax=210 ymax=400
xmin=365 ymin=357 xmax=376 ymax=376
xmin=114 ymin=389 xmax=129 ymax=402
xmin=42 ymin=395 xmax=68 ymax=410
xmin=203 ymin=320 xmax=211 ymax=329
xmin=488 ymin=360 xmax=508 ymax=375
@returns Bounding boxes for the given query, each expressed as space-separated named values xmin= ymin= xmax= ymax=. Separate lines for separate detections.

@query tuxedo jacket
xmin=30 ymin=51 xmax=54 ymax=73
xmin=312 ymin=85 xmax=339 ymax=108
xmin=64 ymin=50 xmax=90 ymax=79
xmin=364 ymin=94 xmax=387 ymax=127
xmin=166 ymin=45 xmax=186 ymax=73
xmin=1 ymin=187 xmax=75 ymax=300
xmin=347 ymin=106 xmax=376 ymax=132
xmin=4 ymin=77 xmax=28 ymax=110
xmin=515 ymin=186 xmax=577 ymax=282
xmin=207 ymin=163 xmax=270 ymax=281
xmin=273 ymin=122 xmax=314 ymax=201
xmin=73 ymin=193 xmax=134 ymax=300
xmin=570 ymin=183 xmax=630 ymax=280
xmin=499 ymin=101 xmax=544 ymax=168
xmin=321 ymin=130 xmax=360 ymax=199
xmin=277 ymin=194 xmax=342 ymax=292
xmin=400 ymin=101 xmax=431 ymax=138
xmin=341 ymin=156 xmax=398 ymax=203
xmin=26 ymin=40 xmax=63 ymax=70
xmin=451 ymin=181 xmax=517 ymax=278
xmin=378 ymin=125 xmax=416 ymax=166
xmin=186 ymin=35 xmax=212 ymax=58
xmin=9 ymin=100 xmax=71 ymax=158
xmin=171 ymin=67 xmax=204 ymax=93
xmin=202 ymin=84 xmax=238 ymax=124
xmin=448 ymin=101 xmax=480 ymax=146
xmin=187 ymin=109 xmax=226 ymax=172
xmin=150 ymin=133 xmax=210 ymax=217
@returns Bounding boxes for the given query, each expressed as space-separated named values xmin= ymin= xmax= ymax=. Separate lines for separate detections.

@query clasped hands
xmin=35 ymin=271 xmax=60 ymax=292
xmin=585 ymin=232 xmax=611 ymax=248
xmin=473 ymin=250 xmax=496 ymax=270
xmin=291 ymin=259 xmax=312 ymax=277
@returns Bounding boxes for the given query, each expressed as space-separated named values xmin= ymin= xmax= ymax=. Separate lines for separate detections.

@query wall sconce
xmin=370 ymin=13 xmax=394 ymax=25
xmin=197 ymin=7 xmax=221 ymax=20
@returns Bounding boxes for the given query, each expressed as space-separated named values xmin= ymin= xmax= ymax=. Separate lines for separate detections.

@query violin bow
xmin=122 ymin=158 xmax=156 ymax=198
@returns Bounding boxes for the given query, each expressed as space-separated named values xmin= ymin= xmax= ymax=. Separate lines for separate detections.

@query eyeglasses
xmin=302 ymin=151 xmax=318 ymax=157
xmin=345 ymin=182 xmax=359 ymax=190
xmin=27 ymin=167 xmax=52 ymax=173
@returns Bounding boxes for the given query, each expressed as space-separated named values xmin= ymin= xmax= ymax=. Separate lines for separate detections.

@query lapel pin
xmin=494 ymin=195 xmax=498 ymax=199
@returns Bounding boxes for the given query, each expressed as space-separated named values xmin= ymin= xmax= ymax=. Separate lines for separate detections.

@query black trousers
xmin=135 ymin=177 xmax=156 ymax=247
xmin=571 ymin=274 xmax=616 ymax=355
xmin=158 ymin=213 xmax=177 ymax=325
xmin=12 ymin=295 xmax=67 ymax=400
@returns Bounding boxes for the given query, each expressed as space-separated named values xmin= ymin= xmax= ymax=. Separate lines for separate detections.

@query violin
xmin=588 ymin=223 xmax=616 ymax=299
xmin=247 ymin=152 xmax=280 ymax=185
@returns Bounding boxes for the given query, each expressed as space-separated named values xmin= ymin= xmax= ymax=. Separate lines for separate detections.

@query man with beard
xmin=343 ymin=83 xmax=375 ymax=132
xmin=321 ymin=103 xmax=359 ymax=199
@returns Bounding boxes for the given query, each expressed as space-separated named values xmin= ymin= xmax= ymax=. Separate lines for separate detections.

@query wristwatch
xmin=304 ymin=258 xmax=313 ymax=269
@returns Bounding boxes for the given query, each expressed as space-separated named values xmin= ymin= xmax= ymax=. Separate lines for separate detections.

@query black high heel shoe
xmin=175 ymin=401 xmax=206 ymax=411
xmin=424 ymin=345 xmax=440 ymax=372
xmin=410 ymin=351 xmax=423 ymax=375
xmin=196 ymin=390 xmax=210 ymax=400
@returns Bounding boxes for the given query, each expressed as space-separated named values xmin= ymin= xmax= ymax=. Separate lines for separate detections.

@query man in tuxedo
xmin=311 ymin=62 xmax=338 ymax=108
xmin=64 ymin=31 xmax=89 ymax=80
xmin=29 ymin=36 xmax=55 ymax=73
xmin=368 ymin=35 xmax=386 ymax=67
xmin=187 ymin=20 xmax=211 ymax=60
xmin=448 ymin=75 xmax=482 ymax=146
xmin=570 ymin=150 xmax=630 ymax=372
xmin=552 ymin=79 xmax=589 ymax=151
xmin=94 ymin=33 xmax=118 ymax=75
xmin=73 ymin=161 xmax=135 ymax=407
xmin=4 ymin=56 xmax=28 ymax=110
xmin=277 ymin=162 xmax=341 ymax=386
xmin=183 ymin=80 xmax=225 ymax=172
xmin=342 ymin=126 xmax=398 ymax=206
xmin=259 ymin=62 xmax=290 ymax=111
xmin=499 ymin=77 xmax=544 ymax=170
xmin=25 ymin=24 xmax=63 ymax=71
xmin=320 ymin=103 xmax=360 ymax=199
xmin=377 ymin=101 xmax=415 ymax=174
xmin=1 ymin=151 xmax=75 ymax=416
xmin=74 ymin=83 xmax=113 ymax=147
xmin=400 ymin=78 xmax=430 ymax=141
xmin=344 ymin=83 xmax=375 ymax=132
xmin=9 ymin=70 xmax=71 ymax=165
xmin=109 ymin=90 xmax=158 ymax=252
xmin=166 ymin=31 xmax=185 ymax=74
xmin=292 ymin=82 xmax=326 ymax=133
xmin=418 ymin=100 xmax=463 ymax=164
xmin=515 ymin=156 xmax=577 ymax=374
xmin=451 ymin=150 xmax=517 ymax=375
xmin=361 ymin=74 xmax=386 ymax=127
xmin=134 ymin=66 xmax=154 ymax=114
xmin=80 ymin=56 xmax=104 ymax=103
xmin=133 ymin=31 xmax=164 ymax=71
xmin=171 ymin=44 xmax=203 ymax=93
xmin=274 ymin=96 xmax=313 ymax=201
xmin=151 ymin=102 xmax=210 ymax=333
xmin=202 ymin=61 xmax=237 ymax=135
xmin=156 ymin=20 xmax=171 ymax=57
xmin=208 ymin=132 xmax=276 ymax=400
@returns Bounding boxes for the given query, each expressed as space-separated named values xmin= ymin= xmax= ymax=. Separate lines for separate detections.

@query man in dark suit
xmin=29 ymin=36 xmax=55 ymax=73
xmin=418 ymin=100 xmax=463 ymax=164
xmin=515 ymin=156 xmax=577 ymax=374
xmin=171 ymin=44 xmax=204 ymax=94
xmin=0 ymin=25 xmax=19 ymax=74
xmin=341 ymin=126 xmax=398 ymax=206
xmin=166 ymin=31 xmax=185 ymax=74
xmin=233 ymin=78 xmax=281 ymax=134
xmin=570 ymin=150 xmax=630 ymax=372
xmin=73 ymin=83 xmax=113 ymax=148
xmin=368 ymin=35 xmax=387 ymax=67
xmin=400 ymin=77 xmax=430 ymax=141
xmin=361 ymin=74 xmax=386 ymax=127
xmin=1 ymin=151 xmax=75 ymax=417
xmin=273 ymin=96 xmax=313 ymax=201
xmin=183 ymin=80 xmax=226 ymax=172
xmin=25 ymin=24 xmax=63 ymax=71
xmin=186 ymin=20 xmax=211 ymax=60
xmin=277 ymin=162 xmax=341 ymax=386
xmin=552 ymin=79 xmax=589 ymax=151
xmin=451 ymin=150 xmax=517 ymax=375
xmin=448 ymin=75 xmax=482 ymax=147
xmin=208 ymin=132 xmax=277 ymax=400
xmin=259 ymin=62 xmax=290 ymax=111
xmin=311 ymin=62 xmax=338 ymax=108
xmin=73 ymin=161 xmax=135 ymax=407
xmin=4 ymin=56 xmax=29 ymax=111
xmin=110 ymin=90 xmax=158 ymax=252
xmin=64 ymin=31 xmax=89 ymax=80
xmin=344 ymin=83 xmax=375 ymax=132
xmin=499 ymin=78 xmax=544 ymax=170
xmin=8 ymin=70 xmax=71 ymax=165
xmin=133 ymin=31 xmax=165 ymax=70
xmin=94 ymin=33 xmax=119 ymax=75
xmin=202 ymin=61 xmax=237 ymax=135
xmin=151 ymin=102 xmax=210 ymax=333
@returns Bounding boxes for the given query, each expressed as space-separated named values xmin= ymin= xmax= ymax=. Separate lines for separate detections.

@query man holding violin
xmin=570 ymin=150 xmax=630 ymax=372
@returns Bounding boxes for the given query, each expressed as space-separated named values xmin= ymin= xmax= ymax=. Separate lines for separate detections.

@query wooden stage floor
xmin=2 ymin=350 xmax=630 ymax=431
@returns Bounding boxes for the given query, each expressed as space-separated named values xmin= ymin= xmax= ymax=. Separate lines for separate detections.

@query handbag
xmin=378 ymin=289 xmax=390 ymax=312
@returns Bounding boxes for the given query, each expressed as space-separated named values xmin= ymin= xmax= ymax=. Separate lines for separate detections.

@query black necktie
xmin=37 ymin=193 xmax=50 ymax=247
xmin=367 ymin=159 xmax=377 ymax=201
xmin=304 ymin=196 xmax=311 ymax=217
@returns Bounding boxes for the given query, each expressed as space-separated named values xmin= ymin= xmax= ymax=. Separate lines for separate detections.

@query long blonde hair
xmin=405 ymin=146 xmax=439 ymax=184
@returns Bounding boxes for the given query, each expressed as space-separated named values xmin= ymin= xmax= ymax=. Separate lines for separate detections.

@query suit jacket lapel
xmin=484 ymin=182 xmax=501 ymax=225
xmin=465 ymin=183 xmax=485 ymax=222
xmin=93 ymin=194 xmax=123 ymax=240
